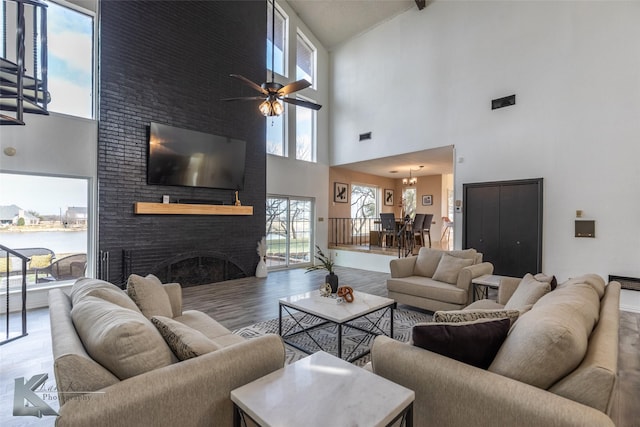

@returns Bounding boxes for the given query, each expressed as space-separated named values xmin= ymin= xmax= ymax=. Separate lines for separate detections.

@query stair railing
xmin=0 ymin=244 xmax=29 ymax=345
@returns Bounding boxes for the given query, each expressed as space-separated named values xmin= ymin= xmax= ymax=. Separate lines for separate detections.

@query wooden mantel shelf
xmin=134 ymin=202 xmax=253 ymax=216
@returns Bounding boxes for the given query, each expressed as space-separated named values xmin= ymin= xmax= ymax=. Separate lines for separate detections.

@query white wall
xmin=267 ymin=1 xmax=331 ymax=251
xmin=331 ymin=1 xmax=640 ymax=290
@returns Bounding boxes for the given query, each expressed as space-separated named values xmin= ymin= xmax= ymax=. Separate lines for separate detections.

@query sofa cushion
xmin=503 ymin=273 xmax=551 ymax=312
xmin=534 ymin=273 xmax=557 ymax=290
xmin=71 ymin=296 xmax=175 ymax=380
xmin=432 ymin=254 xmax=474 ymax=285
xmin=70 ymin=277 xmax=126 ymax=306
xmin=434 ymin=309 xmax=520 ymax=325
xmin=557 ymin=273 xmax=606 ymax=299
xmin=412 ymin=318 xmax=510 ymax=369
xmin=127 ymin=273 xmax=173 ymax=319
xmin=489 ymin=282 xmax=601 ymax=389
xmin=387 ymin=277 xmax=468 ymax=305
xmin=413 ymin=248 xmax=445 ymax=278
xmin=175 ymin=310 xmax=246 ymax=347
xmin=151 ymin=315 xmax=220 ymax=360
xmin=85 ymin=286 xmax=141 ymax=313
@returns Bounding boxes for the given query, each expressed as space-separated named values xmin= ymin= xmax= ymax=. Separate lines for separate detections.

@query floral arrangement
xmin=305 ymin=245 xmax=335 ymax=274
xmin=256 ymin=236 xmax=267 ymax=261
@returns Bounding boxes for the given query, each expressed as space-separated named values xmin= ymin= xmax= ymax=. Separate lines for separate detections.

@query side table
xmin=231 ymin=351 xmax=414 ymax=427
xmin=471 ymin=274 xmax=505 ymax=301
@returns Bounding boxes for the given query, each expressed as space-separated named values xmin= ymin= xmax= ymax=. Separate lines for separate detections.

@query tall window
xmin=267 ymin=0 xmax=287 ymax=77
xmin=47 ymin=1 xmax=95 ymax=118
xmin=295 ymin=96 xmax=316 ymax=162
xmin=265 ymin=196 xmax=313 ymax=269
xmin=296 ymin=31 xmax=315 ymax=85
xmin=351 ymin=185 xmax=377 ymax=237
xmin=266 ymin=113 xmax=286 ymax=156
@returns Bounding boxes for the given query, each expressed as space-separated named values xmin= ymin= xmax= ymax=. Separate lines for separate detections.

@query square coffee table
xmin=279 ymin=290 xmax=396 ymax=362
xmin=472 ymin=274 xmax=506 ymax=301
xmin=231 ymin=350 xmax=414 ymax=427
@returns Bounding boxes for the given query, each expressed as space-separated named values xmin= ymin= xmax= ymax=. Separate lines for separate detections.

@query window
xmin=267 ymin=0 xmax=287 ymax=77
xmin=351 ymin=185 xmax=377 ymax=238
xmin=46 ymin=1 xmax=95 ymax=118
xmin=295 ymin=96 xmax=316 ymax=162
xmin=266 ymin=113 xmax=286 ymax=156
xmin=0 ymin=172 xmax=89 ymax=288
xmin=265 ymin=196 xmax=313 ymax=269
xmin=296 ymin=31 xmax=315 ymax=85
xmin=402 ymin=188 xmax=417 ymax=219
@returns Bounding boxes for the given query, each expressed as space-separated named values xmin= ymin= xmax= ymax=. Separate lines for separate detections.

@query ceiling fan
xmin=223 ymin=0 xmax=322 ymax=116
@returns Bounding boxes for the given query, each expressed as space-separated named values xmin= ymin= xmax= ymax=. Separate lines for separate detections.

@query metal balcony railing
xmin=0 ymin=244 xmax=29 ymax=345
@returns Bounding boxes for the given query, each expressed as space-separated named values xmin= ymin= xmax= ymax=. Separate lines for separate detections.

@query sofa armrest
xmin=162 ymin=282 xmax=183 ymax=317
xmin=55 ymin=334 xmax=285 ymax=427
xmin=371 ymin=336 xmax=614 ymax=427
xmin=389 ymin=256 xmax=417 ymax=278
xmin=456 ymin=262 xmax=494 ymax=305
xmin=497 ymin=276 xmax=522 ymax=305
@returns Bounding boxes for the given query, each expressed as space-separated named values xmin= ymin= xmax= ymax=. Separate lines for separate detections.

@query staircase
xmin=0 ymin=0 xmax=49 ymax=126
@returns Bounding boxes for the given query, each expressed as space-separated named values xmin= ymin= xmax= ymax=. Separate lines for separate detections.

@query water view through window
xmin=0 ymin=173 xmax=88 ymax=289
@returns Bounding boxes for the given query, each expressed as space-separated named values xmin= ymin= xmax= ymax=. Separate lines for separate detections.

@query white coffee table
xmin=231 ymin=350 xmax=414 ymax=427
xmin=279 ymin=290 xmax=396 ymax=362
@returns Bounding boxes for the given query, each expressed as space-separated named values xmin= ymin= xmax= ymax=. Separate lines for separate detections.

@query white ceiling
xmin=335 ymin=146 xmax=454 ymax=178
xmin=287 ymin=0 xmax=416 ymax=51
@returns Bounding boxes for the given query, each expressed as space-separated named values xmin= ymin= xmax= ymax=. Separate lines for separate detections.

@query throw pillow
xmin=71 ymin=296 xmax=175 ymax=380
xmin=127 ymin=273 xmax=173 ymax=319
xmin=432 ymin=253 xmax=474 ymax=285
xmin=534 ymin=273 xmax=558 ymax=291
xmin=412 ymin=318 xmax=510 ymax=369
xmin=0 ymin=257 xmax=12 ymax=272
xmin=503 ymin=273 xmax=551 ymax=312
xmin=29 ymin=254 xmax=52 ymax=269
xmin=433 ymin=309 xmax=520 ymax=325
xmin=151 ymin=316 xmax=220 ymax=360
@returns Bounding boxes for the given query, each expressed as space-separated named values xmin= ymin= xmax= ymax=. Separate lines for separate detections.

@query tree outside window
xmin=351 ymin=185 xmax=377 ymax=236
xmin=403 ymin=188 xmax=417 ymax=219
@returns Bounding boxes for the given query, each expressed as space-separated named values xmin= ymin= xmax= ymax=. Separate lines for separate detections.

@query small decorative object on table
xmin=319 ymin=283 xmax=332 ymax=297
xmin=337 ymin=286 xmax=354 ymax=303
xmin=255 ymin=236 xmax=267 ymax=278
xmin=306 ymin=245 xmax=338 ymax=293
xmin=234 ymin=191 xmax=242 ymax=206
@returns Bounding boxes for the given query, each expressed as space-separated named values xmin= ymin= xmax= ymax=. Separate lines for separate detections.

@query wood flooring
xmin=0 ymin=266 xmax=638 ymax=426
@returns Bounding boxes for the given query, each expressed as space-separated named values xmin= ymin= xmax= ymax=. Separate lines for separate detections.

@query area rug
xmin=233 ymin=309 xmax=432 ymax=366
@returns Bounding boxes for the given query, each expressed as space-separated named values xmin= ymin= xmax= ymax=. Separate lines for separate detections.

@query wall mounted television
xmin=147 ymin=122 xmax=246 ymax=190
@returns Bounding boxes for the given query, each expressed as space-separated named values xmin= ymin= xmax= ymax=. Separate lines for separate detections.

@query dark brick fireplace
xmin=97 ymin=1 xmax=266 ymax=285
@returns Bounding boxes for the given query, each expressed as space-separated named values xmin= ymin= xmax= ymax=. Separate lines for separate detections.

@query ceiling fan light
xmin=259 ymin=99 xmax=283 ymax=116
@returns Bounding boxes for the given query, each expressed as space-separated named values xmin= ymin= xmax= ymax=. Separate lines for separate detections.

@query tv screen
xmin=147 ymin=122 xmax=246 ymax=190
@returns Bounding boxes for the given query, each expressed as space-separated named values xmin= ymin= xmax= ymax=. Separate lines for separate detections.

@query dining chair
xmin=412 ymin=214 xmax=426 ymax=247
xmin=380 ymin=213 xmax=396 ymax=248
xmin=422 ymin=214 xmax=434 ymax=248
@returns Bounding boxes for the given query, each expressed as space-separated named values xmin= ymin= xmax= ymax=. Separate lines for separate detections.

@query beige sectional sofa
xmin=371 ymin=274 xmax=620 ymax=427
xmin=49 ymin=276 xmax=285 ymax=427
xmin=387 ymin=248 xmax=494 ymax=311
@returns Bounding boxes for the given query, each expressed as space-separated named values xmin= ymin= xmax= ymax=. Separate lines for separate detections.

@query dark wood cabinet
xmin=463 ymin=178 xmax=543 ymax=277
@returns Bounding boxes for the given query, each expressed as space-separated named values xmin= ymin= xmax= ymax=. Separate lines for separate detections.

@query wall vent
xmin=359 ymin=132 xmax=372 ymax=141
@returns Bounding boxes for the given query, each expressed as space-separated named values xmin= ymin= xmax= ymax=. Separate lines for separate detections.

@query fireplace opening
xmin=151 ymin=251 xmax=247 ymax=287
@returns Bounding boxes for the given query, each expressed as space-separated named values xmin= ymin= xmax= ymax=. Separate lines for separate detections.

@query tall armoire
xmin=462 ymin=178 xmax=543 ymax=277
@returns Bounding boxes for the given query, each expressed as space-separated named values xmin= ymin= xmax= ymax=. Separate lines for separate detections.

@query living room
xmin=1 ymin=0 xmax=639 ymax=426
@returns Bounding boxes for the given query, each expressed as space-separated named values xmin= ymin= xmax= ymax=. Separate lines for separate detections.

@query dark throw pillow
xmin=411 ymin=318 xmax=511 ymax=369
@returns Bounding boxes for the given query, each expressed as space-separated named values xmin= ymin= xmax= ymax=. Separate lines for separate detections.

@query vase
xmin=256 ymin=258 xmax=268 ymax=278
xmin=325 ymin=272 xmax=339 ymax=293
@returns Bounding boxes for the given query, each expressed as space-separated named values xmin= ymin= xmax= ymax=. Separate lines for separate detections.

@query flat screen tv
xmin=147 ymin=122 xmax=246 ymax=190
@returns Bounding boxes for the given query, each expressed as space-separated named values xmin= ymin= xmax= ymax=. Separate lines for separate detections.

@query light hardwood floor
xmin=0 ymin=266 xmax=638 ymax=426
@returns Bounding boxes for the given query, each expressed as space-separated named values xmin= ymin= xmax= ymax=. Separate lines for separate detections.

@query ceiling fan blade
xmin=278 ymin=79 xmax=311 ymax=95
xmin=221 ymin=96 xmax=266 ymax=101
xmin=282 ymin=97 xmax=322 ymax=111
xmin=229 ymin=74 xmax=268 ymax=95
